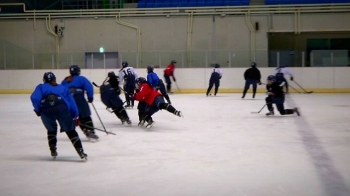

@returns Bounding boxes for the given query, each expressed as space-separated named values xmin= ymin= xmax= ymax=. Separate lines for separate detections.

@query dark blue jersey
xmin=30 ymin=83 xmax=79 ymax=118
xmin=61 ymin=75 xmax=94 ymax=99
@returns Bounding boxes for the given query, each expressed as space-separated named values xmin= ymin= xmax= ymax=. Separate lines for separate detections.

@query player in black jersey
xmin=265 ymin=75 xmax=300 ymax=116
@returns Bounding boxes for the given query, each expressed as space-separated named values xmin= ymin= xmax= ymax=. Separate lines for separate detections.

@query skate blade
xmin=146 ymin=122 xmax=155 ymax=129
xmin=88 ymin=138 xmax=99 ymax=143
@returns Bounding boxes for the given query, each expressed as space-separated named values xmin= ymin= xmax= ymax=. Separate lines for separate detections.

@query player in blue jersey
xmin=100 ymin=71 xmax=132 ymax=125
xmin=118 ymin=61 xmax=138 ymax=108
xmin=206 ymin=63 xmax=223 ymax=96
xmin=61 ymin=65 xmax=98 ymax=141
xmin=146 ymin=65 xmax=171 ymax=104
xmin=30 ymin=72 xmax=87 ymax=160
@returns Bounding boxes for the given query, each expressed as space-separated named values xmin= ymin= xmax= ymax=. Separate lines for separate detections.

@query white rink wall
xmin=0 ymin=67 xmax=350 ymax=93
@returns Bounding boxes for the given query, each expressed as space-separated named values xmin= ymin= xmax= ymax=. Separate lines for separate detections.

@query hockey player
xmin=61 ymin=65 xmax=98 ymax=141
xmin=134 ymin=77 xmax=183 ymax=128
xmin=265 ymin=75 xmax=300 ymax=116
xmin=274 ymin=65 xmax=294 ymax=93
xmin=206 ymin=63 xmax=223 ymax=96
xmin=242 ymin=62 xmax=262 ymax=99
xmin=30 ymin=72 xmax=87 ymax=160
xmin=147 ymin=65 xmax=171 ymax=104
xmin=100 ymin=71 xmax=131 ymax=125
xmin=118 ymin=61 xmax=138 ymax=108
xmin=163 ymin=60 xmax=176 ymax=93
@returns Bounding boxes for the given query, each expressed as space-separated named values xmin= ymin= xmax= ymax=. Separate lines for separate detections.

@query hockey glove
xmin=74 ymin=117 xmax=80 ymax=127
xmin=173 ymin=77 xmax=176 ymax=82
xmin=258 ymin=81 xmax=262 ymax=85
xmin=88 ymin=97 xmax=93 ymax=103
xmin=290 ymin=77 xmax=294 ymax=81
xmin=33 ymin=109 xmax=41 ymax=117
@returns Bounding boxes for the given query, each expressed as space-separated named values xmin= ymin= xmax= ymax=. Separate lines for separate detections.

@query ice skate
xmin=87 ymin=132 xmax=99 ymax=142
xmin=266 ymin=111 xmax=274 ymax=116
xmin=76 ymin=148 xmax=88 ymax=161
xmin=138 ymin=120 xmax=145 ymax=127
xmin=146 ymin=119 xmax=155 ymax=129
xmin=125 ymin=118 xmax=132 ymax=125
xmin=294 ymin=107 xmax=300 ymax=116
xmin=50 ymin=147 xmax=58 ymax=159
xmin=175 ymin=111 xmax=183 ymax=117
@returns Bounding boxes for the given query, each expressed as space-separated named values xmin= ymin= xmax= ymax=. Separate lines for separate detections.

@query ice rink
xmin=1 ymin=93 xmax=350 ymax=196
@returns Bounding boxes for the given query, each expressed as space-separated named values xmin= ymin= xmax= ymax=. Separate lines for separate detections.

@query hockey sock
xmin=138 ymin=110 xmax=145 ymax=121
xmin=167 ymin=84 xmax=171 ymax=92
xmin=160 ymin=103 xmax=178 ymax=114
xmin=163 ymin=94 xmax=171 ymax=103
xmin=206 ymin=87 xmax=212 ymax=95
xmin=66 ymin=130 xmax=83 ymax=149
xmin=242 ymin=88 xmax=248 ymax=98
xmin=113 ymin=107 xmax=123 ymax=119
xmin=280 ymin=109 xmax=294 ymax=115
xmin=214 ymin=86 xmax=219 ymax=95
xmin=47 ymin=131 xmax=58 ymax=148
xmin=118 ymin=107 xmax=130 ymax=120
xmin=79 ymin=116 xmax=94 ymax=134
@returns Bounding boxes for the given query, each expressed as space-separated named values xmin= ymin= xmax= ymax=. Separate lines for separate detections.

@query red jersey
xmin=134 ymin=83 xmax=162 ymax=106
xmin=164 ymin=64 xmax=175 ymax=77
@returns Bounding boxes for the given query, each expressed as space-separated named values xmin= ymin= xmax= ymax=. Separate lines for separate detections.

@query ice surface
xmin=0 ymin=93 xmax=350 ymax=196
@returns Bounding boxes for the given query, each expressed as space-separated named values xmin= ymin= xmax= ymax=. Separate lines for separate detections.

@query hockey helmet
xmin=122 ymin=61 xmax=129 ymax=68
xmin=214 ymin=63 xmax=220 ymax=68
xmin=171 ymin=60 xmax=177 ymax=64
xmin=69 ymin=65 xmax=81 ymax=76
xmin=135 ymin=77 xmax=146 ymax=89
xmin=108 ymin=71 xmax=116 ymax=77
xmin=43 ymin=72 xmax=56 ymax=83
xmin=251 ymin=62 xmax=257 ymax=67
xmin=147 ymin=66 xmax=154 ymax=73
xmin=267 ymin=75 xmax=275 ymax=81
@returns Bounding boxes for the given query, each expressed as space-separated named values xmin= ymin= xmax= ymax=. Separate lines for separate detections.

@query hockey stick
xmin=288 ymin=84 xmax=303 ymax=94
xmin=92 ymin=82 xmax=100 ymax=88
xmin=251 ymin=104 xmax=267 ymax=114
xmin=174 ymin=81 xmax=181 ymax=92
xmin=80 ymin=123 xmax=116 ymax=135
xmin=293 ymin=80 xmax=313 ymax=94
xmin=90 ymin=102 xmax=109 ymax=135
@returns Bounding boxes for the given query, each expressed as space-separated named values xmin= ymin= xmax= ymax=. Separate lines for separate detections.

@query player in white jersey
xmin=118 ymin=61 xmax=138 ymax=108
xmin=206 ymin=63 xmax=223 ymax=96
xmin=274 ymin=65 xmax=294 ymax=93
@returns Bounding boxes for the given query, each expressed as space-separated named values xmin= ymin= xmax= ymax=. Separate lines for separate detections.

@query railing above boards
xmin=0 ymin=2 xmax=350 ymax=19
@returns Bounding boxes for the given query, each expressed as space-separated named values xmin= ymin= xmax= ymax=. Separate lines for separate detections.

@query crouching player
xmin=265 ymin=75 xmax=300 ymax=116
xmin=134 ymin=77 xmax=183 ymax=128
xmin=30 ymin=72 xmax=87 ymax=160
xmin=100 ymin=71 xmax=131 ymax=125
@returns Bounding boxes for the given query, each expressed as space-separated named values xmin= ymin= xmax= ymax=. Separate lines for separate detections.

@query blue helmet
xmin=122 ymin=61 xmax=128 ymax=68
xmin=214 ymin=63 xmax=220 ymax=68
xmin=267 ymin=75 xmax=275 ymax=81
xmin=43 ymin=72 xmax=56 ymax=83
xmin=70 ymin=65 xmax=81 ymax=76
xmin=251 ymin=62 xmax=257 ymax=67
xmin=147 ymin=65 xmax=154 ymax=73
